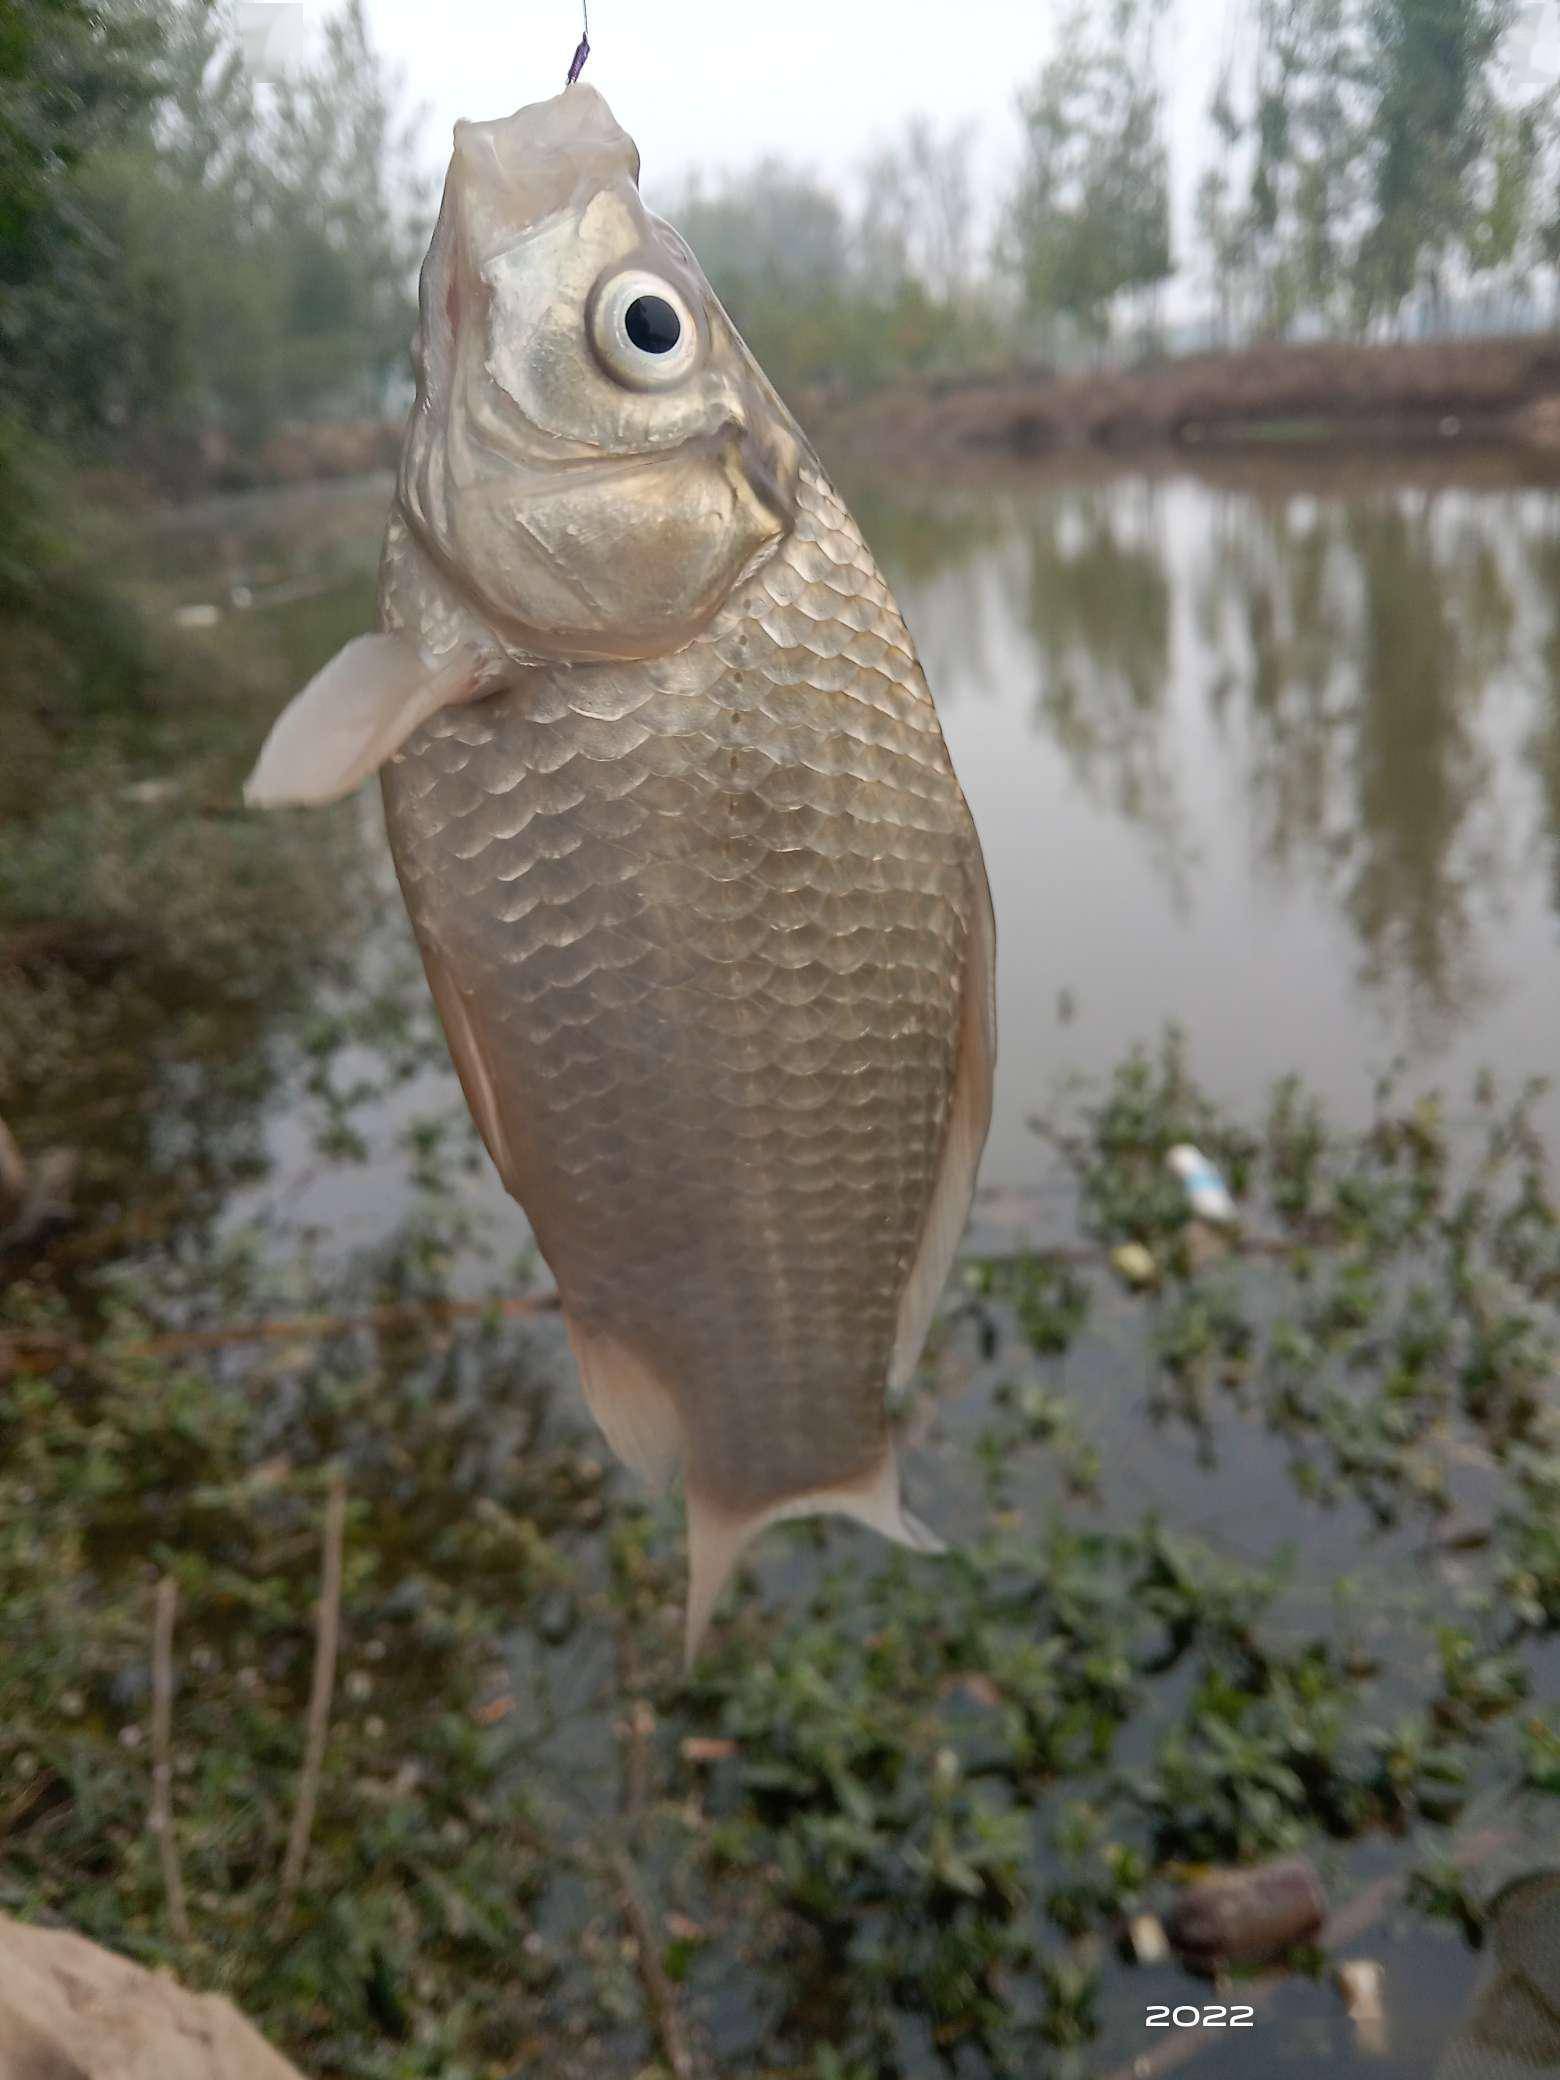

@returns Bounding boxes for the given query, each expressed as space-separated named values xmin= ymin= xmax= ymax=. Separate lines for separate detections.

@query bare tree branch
xmin=277 ymin=1472 xmax=347 ymax=1926
xmin=151 ymin=1575 xmax=191 ymax=1945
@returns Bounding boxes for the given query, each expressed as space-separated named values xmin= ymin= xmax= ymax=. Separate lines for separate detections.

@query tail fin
xmin=684 ymin=1451 xmax=944 ymax=1667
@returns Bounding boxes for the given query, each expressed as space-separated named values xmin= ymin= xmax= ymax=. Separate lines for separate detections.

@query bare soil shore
xmin=80 ymin=334 xmax=1560 ymax=508
xmin=820 ymin=332 xmax=1560 ymax=468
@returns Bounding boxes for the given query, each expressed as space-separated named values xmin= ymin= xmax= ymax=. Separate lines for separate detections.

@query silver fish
xmin=246 ymin=84 xmax=994 ymax=1655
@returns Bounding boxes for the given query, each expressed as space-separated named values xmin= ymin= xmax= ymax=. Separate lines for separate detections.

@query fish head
xmin=401 ymin=85 xmax=802 ymax=664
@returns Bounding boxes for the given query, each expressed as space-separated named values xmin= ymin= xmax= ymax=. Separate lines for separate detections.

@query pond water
xmin=868 ymin=462 xmax=1560 ymax=1187
xmin=8 ymin=456 xmax=1559 ymax=2079
xmin=113 ymin=452 xmax=1560 ymax=1215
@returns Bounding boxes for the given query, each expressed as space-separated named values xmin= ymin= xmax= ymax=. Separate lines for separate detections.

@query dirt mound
xmin=828 ymin=334 xmax=1560 ymax=463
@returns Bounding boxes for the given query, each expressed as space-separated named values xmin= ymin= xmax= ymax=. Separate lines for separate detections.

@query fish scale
xmin=382 ymin=468 xmax=976 ymax=1520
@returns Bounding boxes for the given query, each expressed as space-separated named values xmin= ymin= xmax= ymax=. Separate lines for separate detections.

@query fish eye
xmin=589 ymin=269 xmax=699 ymax=391
xmin=625 ymin=294 xmax=681 ymax=354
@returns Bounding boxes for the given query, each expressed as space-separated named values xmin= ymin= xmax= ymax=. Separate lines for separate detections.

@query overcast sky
xmin=356 ymin=0 xmax=1239 ymax=261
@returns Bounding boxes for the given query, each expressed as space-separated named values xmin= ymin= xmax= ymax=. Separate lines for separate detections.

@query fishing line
xmin=566 ymin=0 xmax=590 ymax=84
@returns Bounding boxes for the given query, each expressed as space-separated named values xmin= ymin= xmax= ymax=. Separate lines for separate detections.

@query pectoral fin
xmin=244 ymin=634 xmax=498 ymax=807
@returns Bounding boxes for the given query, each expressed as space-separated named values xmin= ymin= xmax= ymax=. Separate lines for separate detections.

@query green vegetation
xmin=660 ymin=127 xmax=1008 ymax=403
xmin=1196 ymin=0 xmax=1560 ymax=340
xmin=2 ymin=0 xmax=421 ymax=850
xmin=4 ymin=886 xmax=1558 ymax=2073
xmin=1005 ymin=0 xmax=1174 ymax=353
xmin=3 ymin=0 xmax=421 ymax=475
xmin=684 ymin=0 xmax=1560 ymax=380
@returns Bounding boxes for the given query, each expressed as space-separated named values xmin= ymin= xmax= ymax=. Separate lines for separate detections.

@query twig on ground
xmin=608 ymin=1623 xmax=697 ymax=2073
xmin=151 ymin=1574 xmax=191 ymax=1945
xmin=616 ymin=1624 xmax=653 ymax=1830
xmin=0 ymin=1289 xmax=560 ymax=1372
xmin=609 ymin=1847 xmax=696 ymax=2080
xmin=277 ymin=1471 xmax=347 ymax=1927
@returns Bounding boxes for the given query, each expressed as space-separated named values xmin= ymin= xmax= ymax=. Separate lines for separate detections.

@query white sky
xmin=357 ymin=0 xmax=1242 ymax=266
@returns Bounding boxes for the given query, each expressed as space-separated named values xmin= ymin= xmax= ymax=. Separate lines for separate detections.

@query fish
xmin=245 ymin=82 xmax=995 ymax=1657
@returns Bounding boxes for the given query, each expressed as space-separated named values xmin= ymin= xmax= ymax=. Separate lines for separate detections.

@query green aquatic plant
xmin=5 ymin=997 xmax=1560 ymax=2074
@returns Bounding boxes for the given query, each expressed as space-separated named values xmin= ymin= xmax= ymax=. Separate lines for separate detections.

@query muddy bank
xmin=82 ymin=420 xmax=402 ymax=507
xmin=824 ymin=332 xmax=1560 ymax=465
xmin=78 ymin=335 xmax=1560 ymax=508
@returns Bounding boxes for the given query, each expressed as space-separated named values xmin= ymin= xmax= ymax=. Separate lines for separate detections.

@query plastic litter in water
xmin=1166 ymin=1143 xmax=1238 ymax=1225
xmin=1111 ymin=1241 xmax=1159 ymax=1289
xmin=1127 ymin=1912 xmax=1170 ymax=1965
xmin=1335 ymin=1958 xmax=1387 ymax=2054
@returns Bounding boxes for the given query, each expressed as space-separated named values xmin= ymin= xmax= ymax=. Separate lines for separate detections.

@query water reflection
xmin=1342 ymin=503 xmax=1504 ymax=1033
xmin=1195 ymin=493 xmax=1510 ymax=1035
xmin=1526 ymin=526 xmax=1560 ymax=920
xmin=860 ymin=464 xmax=1560 ymax=1168
xmin=1017 ymin=486 xmax=1194 ymax=903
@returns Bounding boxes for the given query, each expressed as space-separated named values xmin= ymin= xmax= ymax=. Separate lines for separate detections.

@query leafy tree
xmin=4 ymin=0 xmax=424 ymax=467
xmin=1352 ymin=0 xmax=1512 ymax=323
xmin=1006 ymin=0 xmax=1173 ymax=352
xmin=0 ymin=0 xmax=164 ymax=437
xmin=1196 ymin=71 xmax=1255 ymax=343
xmin=260 ymin=0 xmax=428 ymax=417
xmin=1196 ymin=0 xmax=1368 ymax=339
xmin=1194 ymin=0 xmax=1546 ymax=338
xmin=662 ymin=137 xmax=1006 ymax=403
xmin=1464 ymin=103 xmax=1541 ymax=288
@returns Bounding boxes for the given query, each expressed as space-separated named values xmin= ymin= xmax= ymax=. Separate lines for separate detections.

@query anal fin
xmin=565 ymin=1316 xmax=684 ymax=1494
xmin=417 ymin=944 xmax=518 ymax=1188
xmin=414 ymin=944 xmax=685 ymax=1502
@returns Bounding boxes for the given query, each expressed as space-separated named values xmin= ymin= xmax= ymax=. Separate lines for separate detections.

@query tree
xmin=858 ymin=116 xmax=977 ymax=304
xmin=63 ymin=0 xmax=426 ymax=458
xmin=1464 ymin=102 xmax=1541 ymax=302
xmin=1006 ymin=0 xmax=1173 ymax=353
xmin=1196 ymin=70 xmax=1254 ymax=342
xmin=261 ymin=0 xmax=428 ymax=417
xmin=1352 ymin=0 xmax=1511 ymax=324
xmin=1195 ymin=0 xmax=1369 ymax=341
xmin=660 ymin=145 xmax=1006 ymax=404
xmin=1192 ymin=0 xmax=1548 ymax=339
xmin=0 ymin=0 xmax=164 ymax=437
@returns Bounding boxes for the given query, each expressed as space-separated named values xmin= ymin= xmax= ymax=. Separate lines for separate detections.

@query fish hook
xmin=565 ymin=0 xmax=590 ymax=84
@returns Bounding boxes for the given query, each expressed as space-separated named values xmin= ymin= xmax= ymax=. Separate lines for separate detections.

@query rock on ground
xmin=0 ymin=1913 xmax=305 ymax=2080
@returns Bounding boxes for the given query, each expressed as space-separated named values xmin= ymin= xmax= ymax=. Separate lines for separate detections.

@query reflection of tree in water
xmin=1343 ymin=503 xmax=1503 ymax=1036
xmin=1523 ymin=526 xmax=1560 ymax=922
xmin=1196 ymin=494 xmax=1354 ymax=888
xmin=1199 ymin=490 xmax=1512 ymax=1044
xmin=1014 ymin=486 xmax=1194 ymax=902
